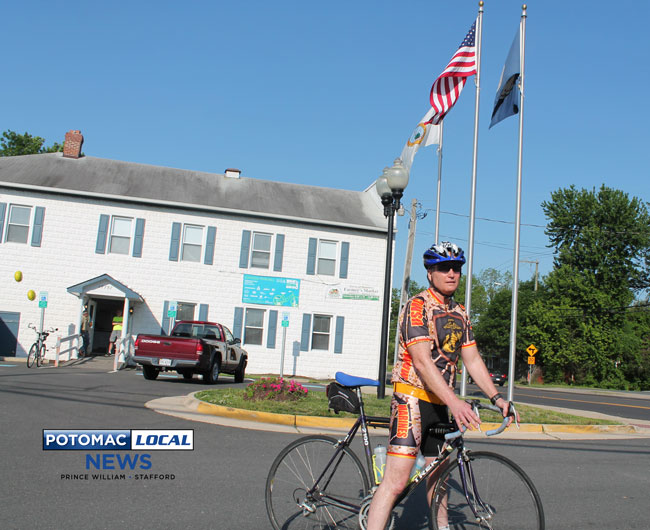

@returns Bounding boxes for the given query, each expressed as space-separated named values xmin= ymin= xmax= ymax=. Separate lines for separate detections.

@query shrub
xmin=245 ymin=377 xmax=308 ymax=402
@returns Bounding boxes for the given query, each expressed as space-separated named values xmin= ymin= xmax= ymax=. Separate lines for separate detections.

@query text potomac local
xmin=43 ymin=429 xmax=194 ymax=451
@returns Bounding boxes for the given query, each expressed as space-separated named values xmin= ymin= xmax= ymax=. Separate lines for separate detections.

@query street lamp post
xmin=375 ymin=158 xmax=409 ymax=399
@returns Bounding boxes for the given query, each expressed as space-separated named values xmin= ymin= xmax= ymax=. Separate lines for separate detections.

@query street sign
xmin=168 ymin=301 xmax=178 ymax=318
xmin=281 ymin=312 xmax=289 ymax=327
xmin=38 ymin=291 xmax=48 ymax=309
xmin=528 ymin=356 xmax=536 ymax=365
xmin=526 ymin=344 xmax=538 ymax=356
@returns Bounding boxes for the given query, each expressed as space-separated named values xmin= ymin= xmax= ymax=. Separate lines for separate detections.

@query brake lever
xmin=509 ymin=401 xmax=520 ymax=429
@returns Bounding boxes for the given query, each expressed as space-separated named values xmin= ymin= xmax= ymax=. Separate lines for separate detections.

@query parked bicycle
xmin=265 ymin=371 xmax=544 ymax=529
xmin=26 ymin=324 xmax=57 ymax=368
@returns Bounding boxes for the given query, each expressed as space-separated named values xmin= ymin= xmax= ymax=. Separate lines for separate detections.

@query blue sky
xmin=4 ymin=1 xmax=648 ymax=288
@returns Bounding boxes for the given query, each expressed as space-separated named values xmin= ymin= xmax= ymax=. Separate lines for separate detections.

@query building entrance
xmin=89 ymin=299 xmax=124 ymax=355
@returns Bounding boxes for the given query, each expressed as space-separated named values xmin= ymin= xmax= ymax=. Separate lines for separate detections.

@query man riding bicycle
xmin=366 ymin=241 xmax=513 ymax=530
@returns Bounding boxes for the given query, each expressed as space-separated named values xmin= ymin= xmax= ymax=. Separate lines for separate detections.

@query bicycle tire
xmin=265 ymin=435 xmax=370 ymax=530
xmin=431 ymin=451 xmax=544 ymax=530
xmin=27 ymin=343 xmax=38 ymax=368
xmin=36 ymin=344 xmax=47 ymax=367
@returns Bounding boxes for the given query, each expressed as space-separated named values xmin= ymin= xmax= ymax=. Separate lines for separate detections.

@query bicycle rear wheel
xmin=265 ymin=435 xmax=369 ymax=530
xmin=431 ymin=451 xmax=544 ymax=530
xmin=36 ymin=344 xmax=47 ymax=367
xmin=27 ymin=344 xmax=38 ymax=368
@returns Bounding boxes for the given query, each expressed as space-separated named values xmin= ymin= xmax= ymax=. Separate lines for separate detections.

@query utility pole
xmin=393 ymin=199 xmax=419 ymax=366
xmin=521 ymin=259 xmax=539 ymax=291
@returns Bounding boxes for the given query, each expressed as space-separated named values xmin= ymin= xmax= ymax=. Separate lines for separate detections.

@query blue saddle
xmin=335 ymin=372 xmax=380 ymax=388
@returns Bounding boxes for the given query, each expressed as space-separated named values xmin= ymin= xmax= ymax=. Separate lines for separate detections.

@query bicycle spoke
xmin=432 ymin=451 xmax=544 ymax=530
xmin=266 ymin=436 xmax=368 ymax=530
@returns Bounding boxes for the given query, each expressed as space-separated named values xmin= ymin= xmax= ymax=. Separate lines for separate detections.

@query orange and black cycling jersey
xmin=391 ymin=288 xmax=475 ymax=390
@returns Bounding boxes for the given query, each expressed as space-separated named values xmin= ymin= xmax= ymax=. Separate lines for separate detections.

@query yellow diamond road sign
xmin=527 ymin=344 xmax=538 ymax=356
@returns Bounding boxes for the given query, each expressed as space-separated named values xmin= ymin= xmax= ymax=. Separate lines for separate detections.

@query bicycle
xmin=26 ymin=324 xmax=57 ymax=368
xmin=265 ymin=371 xmax=544 ymax=529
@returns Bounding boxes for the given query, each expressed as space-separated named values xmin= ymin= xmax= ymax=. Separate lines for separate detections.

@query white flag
xmin=400 ymin=107 xmax=441 ymax=172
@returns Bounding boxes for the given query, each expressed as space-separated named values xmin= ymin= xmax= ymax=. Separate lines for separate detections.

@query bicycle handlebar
xmin=444 ymin=400 xmax=519 ymax=441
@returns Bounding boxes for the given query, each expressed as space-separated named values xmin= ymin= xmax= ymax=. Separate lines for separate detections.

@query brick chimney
xmin=63 ymin=130 xmax=84 ymax=159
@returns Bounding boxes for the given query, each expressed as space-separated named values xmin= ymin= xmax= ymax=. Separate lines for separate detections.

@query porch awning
xmin=67 ymin=274 xmax=144 ymax=302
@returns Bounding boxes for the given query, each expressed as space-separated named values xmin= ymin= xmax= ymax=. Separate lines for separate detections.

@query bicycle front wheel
xmin=36 ymin=344 xmax=47 ymax=367
xmin=27 ymin=343 xmax=38 ymax=368
xmin=431 ymin=451 xmax=544 ymax=530
xmin=265 ymin=435 xmax=369 ymax=530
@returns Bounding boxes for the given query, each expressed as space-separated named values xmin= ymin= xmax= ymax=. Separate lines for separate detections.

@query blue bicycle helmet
xmin=423 ymin=241 xmax=466 ymax=269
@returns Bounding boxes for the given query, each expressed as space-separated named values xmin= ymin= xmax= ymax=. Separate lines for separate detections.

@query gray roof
xmin=0 ymin=153 xmax=386 ymax=232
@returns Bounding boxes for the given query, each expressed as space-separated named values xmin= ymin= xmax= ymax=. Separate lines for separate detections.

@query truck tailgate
xmin=136 ymin=336 xmax=200 ymax=360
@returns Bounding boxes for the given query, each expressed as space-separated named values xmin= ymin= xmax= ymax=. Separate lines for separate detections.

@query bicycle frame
xmin=303 ymin=387 xmax=513 ymax=523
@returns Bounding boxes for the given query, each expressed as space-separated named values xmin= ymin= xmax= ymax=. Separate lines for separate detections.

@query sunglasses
xmin=433 ymin=262 xmax=463 ymax=273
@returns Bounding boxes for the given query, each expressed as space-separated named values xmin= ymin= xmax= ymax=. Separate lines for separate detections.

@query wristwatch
xmin=489 ymin=392 xmax=504 ymax=406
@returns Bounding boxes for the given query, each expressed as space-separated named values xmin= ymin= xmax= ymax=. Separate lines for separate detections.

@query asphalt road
xmin=463 ymin=383 xmax=650 ymax=423
xmin=1 ymin=358 xmax=649 ymax=529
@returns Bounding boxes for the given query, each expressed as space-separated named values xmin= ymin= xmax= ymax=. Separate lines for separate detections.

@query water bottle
xmin=409 ymin=453 xmax=426 ymax=483
xmin=372 ymin=444 xmax=387 ymax=484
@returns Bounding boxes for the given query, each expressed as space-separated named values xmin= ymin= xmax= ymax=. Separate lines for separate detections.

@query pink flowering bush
xmin=245 ymin=377 xmax=309 ymax=402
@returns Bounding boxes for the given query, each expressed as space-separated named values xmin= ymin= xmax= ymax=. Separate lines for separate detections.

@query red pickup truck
xmin=133 ymin=321 xmax=248 ymax=384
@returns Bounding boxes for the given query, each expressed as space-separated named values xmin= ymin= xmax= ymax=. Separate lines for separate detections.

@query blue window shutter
xmin=30 ymin=207 xmax=45 ymax=247
xmin=233 ymin=307 xmax=244 ymax=340
xmin=267 ymin=310 xmax=278 ymax=349
xmin=239 ymin=230 xmax=251 ymax=268
xmin=300 ymin=314 xmax=312 ymax=351
xmin=306 ymin=238 xmax=317 ymax=275
xmin=198 ymin=304 xmax=209 ymax=321
xmin=0 ymin=202 xmax=6 ymax=242
xmin=161 ymin=301 xmax=170 ymax=335
xmin=132 ymin=218 xmax=145 ymax=257
xmin=334 ymin=316 xmax=345 ymax=354
xmin=169 ymin=222 xmax=181 ymax=261
xmin=273 ymin=234 xmax=285 ymax=272
xmin=95 ymin=214 xmax=110 ymax=254
xmin=339 ymin=242 xmax=350 ymax=279
xmin=204 ymin=226 xmax=216 ymax=265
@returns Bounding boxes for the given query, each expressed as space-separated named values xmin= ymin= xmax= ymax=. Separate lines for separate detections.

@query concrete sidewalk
xmin=145 ymin=391 xmax=650 ymax=440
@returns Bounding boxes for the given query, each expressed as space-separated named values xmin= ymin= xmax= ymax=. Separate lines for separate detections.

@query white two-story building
xmin=0 ymin=131 xmax=392 ymax=379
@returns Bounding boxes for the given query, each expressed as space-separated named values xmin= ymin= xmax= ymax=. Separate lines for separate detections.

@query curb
xmin=188 ymin=394 xmax=641 ymax=435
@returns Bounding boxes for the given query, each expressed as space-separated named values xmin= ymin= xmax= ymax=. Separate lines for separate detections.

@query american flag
xmin=429 ymin=21 xmax=477 ymax=125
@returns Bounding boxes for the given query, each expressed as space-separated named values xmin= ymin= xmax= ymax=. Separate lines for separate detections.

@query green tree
xmin=0 ymin=130 xmax=63 ymax=156
xmin=538 ymin=185 xmax=650 ymax=387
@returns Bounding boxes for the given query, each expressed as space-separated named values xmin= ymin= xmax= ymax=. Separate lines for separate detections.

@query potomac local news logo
xmin=43 ymin=429 xmax=193 ymax=481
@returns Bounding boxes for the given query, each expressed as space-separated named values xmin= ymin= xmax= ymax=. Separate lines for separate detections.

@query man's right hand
xmin=448 ymin=397 xmax=481 ymax=430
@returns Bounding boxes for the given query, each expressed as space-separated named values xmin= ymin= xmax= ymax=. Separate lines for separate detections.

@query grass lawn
xmin=195 ymin=386 xmax=620 ymax=425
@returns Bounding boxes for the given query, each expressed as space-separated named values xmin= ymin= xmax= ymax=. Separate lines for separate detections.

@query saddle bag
xmin=326 ymin=382 xmax=360 ymax=414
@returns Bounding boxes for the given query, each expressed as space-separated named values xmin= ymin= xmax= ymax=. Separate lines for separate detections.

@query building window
xmin=244 ymin=308 xmax=265 ymax=345
xmin=250 ymin=232 xmax=272 ymax=269
xmin=311 ymin=314 xmax=331 ymax=350
xmin=182 ymin=225 xmax=203 ymax=262
xmin=5 ymin=204 xmax=31 ymax=243
xmin=317 ymin=240 xmax=337 ymax=276
xmin=177 ymin=302 xmax=196 ymax=321
xmin=108 ymin=216 xmax=133 ymax=255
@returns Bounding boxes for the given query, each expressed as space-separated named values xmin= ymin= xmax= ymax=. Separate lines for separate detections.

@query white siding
xmin=0 ymin=188 xmax=391 ymax=380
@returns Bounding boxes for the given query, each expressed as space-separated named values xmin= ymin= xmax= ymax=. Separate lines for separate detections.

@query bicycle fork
xmin=457 ymin=450 xmax=495 ymax=526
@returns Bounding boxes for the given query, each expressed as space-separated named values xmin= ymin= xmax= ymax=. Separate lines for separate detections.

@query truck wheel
xmin=142 ymin=365 xmax=160 ymax=380
xmin=234 ymin=357 xmax=247 ymax=383
xmin=204 ymin=358 xmax=220 ymax=385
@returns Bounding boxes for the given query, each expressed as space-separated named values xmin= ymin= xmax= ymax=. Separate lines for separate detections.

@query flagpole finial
xmin=479 ymin=1 xmax=484 ymax=6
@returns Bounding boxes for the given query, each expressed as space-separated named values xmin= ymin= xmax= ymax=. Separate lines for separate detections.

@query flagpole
xmin=460 ymin=1 xmax=483 ymax=397
xmin=434 ymin=122 xmax=444 ymax=243
xmin=506 ymin=5 xmax=527 ymax=403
